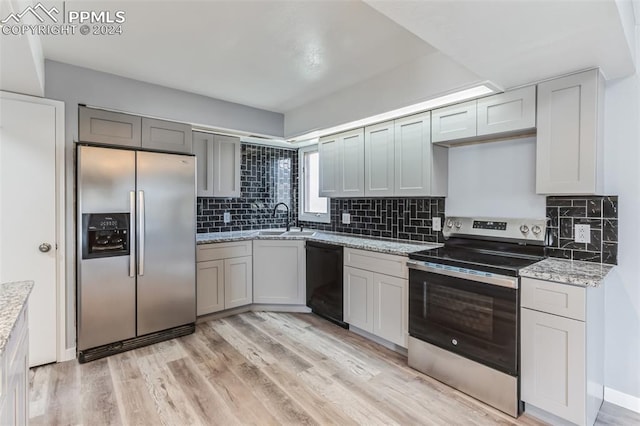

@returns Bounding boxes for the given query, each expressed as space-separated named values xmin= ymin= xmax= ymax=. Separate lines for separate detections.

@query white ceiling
xmin=36 ymin=0 xmax=638 ymax=133
xmin=365 ymin=0 xmax=636 ymax=89
xmin=40 ymin=1 xmax=436 ymax=113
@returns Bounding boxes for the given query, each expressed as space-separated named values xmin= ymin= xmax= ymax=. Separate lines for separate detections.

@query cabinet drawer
xmin=521 ymin=278 xmax=585 ymax=321
xmin=197 ymin=241 xmax=252 ymax=262
xmin=344 ymin=248 xmax=407 ymax=279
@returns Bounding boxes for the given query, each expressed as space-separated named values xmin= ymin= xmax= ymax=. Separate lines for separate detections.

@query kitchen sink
xmin=283 ymin=231 xmax=316 ymax=236
xmin=257 ymin=230 xmax=286 ymax=236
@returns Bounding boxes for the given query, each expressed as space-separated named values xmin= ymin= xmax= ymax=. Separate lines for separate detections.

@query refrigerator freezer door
xmin=77 ymin=146 xmax=136 ymax=350
xmin=136 ymin=151 xmax=196 ymax=335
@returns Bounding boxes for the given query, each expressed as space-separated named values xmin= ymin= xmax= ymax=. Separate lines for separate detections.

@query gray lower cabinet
xmin=141 ymin=118 xmax=192 ymax=154
xmin=253 ymin=240 xmax=306 ymax=305
xmin=193 ymin=132 xmax=241 ymax=198
xmin=521 ymin=277 xmax=604 ymax=426
xmin=0 ymin=305 xmax=29 ymax=426
xmin=196 ymin=241 xmax=253 ymax=315
xmin=343 ymin=248 xmax=408 ymax=348
xmin=79 ymin=106 xmax=141 ymax=147
xmin=79 ymin=106 xmax=192 ymax=154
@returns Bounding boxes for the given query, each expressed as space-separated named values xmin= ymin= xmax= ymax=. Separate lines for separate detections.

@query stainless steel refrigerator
xmin=77 ymin=145 xmax=196 ymax=362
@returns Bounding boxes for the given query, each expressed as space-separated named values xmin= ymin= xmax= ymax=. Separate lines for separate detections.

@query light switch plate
xmin=223 ymin=212 xmax=231 ymax=223
xmin=342 ymin=213 xmax=351 ymax=224
xmin=432 ymin=217 xmax=442 ymax=232
xmin=575 ymin=224 xmax=591 ymax=243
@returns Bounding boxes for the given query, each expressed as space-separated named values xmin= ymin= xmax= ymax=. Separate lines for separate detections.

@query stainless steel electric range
xmin=406 ymin=216 xmax=547 ymax=417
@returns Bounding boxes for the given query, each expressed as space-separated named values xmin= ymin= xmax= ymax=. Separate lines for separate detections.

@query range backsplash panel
xmin=299 ymin=198 xmax=446 ymax=243
xmin=546 ymin=196 xmax=618 ymax=264
xmin=197 ymin=144 xmax=298 ymax=233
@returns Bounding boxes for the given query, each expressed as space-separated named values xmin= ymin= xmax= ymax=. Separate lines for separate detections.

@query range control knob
xmin=520 ymin=224 xmax=530 ymax=235
xmin=532 ymin=225 xmax=542 ymax=235
xmin=454 ymin=221 xmax=462 ymax=229
xmin=446 ymin=219 xmax=454 ymax=228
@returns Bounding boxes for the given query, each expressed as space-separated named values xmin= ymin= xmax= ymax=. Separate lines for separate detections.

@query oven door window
xmin=409 ymin=269 xmax=518 ymax=376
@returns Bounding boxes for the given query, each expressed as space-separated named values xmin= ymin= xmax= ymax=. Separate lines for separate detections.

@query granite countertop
xmin=520 ymin=258 xmax=614 ymax=288
xmin=0 ymin=281 xmax=34 ymax=357
xmin=196 ymin=229 xmax=442 ymax=256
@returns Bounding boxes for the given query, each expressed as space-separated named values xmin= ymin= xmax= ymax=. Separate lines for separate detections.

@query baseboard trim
xmin=196 ymin=304 xmax=311 ymax=324
xmin=59 ymin=347 xmax=76 ymax=362
xmin=349 ymin=326 xmax=407 ymax=356
xmin=605 ymin=387 xmax=640 ymax=413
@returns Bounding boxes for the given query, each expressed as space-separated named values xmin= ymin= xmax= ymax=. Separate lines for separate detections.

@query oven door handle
xmin=407 ymin=260 xmax=518 ymax=289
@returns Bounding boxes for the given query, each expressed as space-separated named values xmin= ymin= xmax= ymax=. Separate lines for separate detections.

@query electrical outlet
xmin=432 ymin=217 xmax=442 ymax=232
xmin=223 ymin=212 xmax=231 ymax=224
xmin=574 ymin=224 xmax=591 ymax=244
xmin=342 ymin=213 xmax=351 ymax=225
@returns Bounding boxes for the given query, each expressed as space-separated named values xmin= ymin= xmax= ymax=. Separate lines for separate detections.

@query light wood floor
xmin=29 ymin=312 xmax=639 ymax=425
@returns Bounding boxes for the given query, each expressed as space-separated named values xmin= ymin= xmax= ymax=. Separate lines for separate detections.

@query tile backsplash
xmin=546 ymin=196 xmax=618 ymax=264
xmin=197 ymin=144 xmax=298 ymax=233
xmin=299 ymin=198 xmax=446 ymax=243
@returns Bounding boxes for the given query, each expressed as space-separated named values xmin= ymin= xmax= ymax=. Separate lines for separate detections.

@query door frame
xmin=0 ymin=91 xmax=69 ymax=362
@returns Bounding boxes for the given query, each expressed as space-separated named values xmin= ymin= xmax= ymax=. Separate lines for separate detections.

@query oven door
xmin=408 ymin=262 xmax=519 ymax=376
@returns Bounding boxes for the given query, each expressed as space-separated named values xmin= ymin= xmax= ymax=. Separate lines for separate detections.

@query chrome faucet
xmin=272 ymin=202 xmax=292 ymax=231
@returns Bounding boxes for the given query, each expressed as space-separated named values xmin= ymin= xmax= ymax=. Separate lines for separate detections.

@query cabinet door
xmin=394 ymin=112 xmax=436 ymax=196
xmin=253 ymin=241 xmax=305 ymax=304
xmin=212 ymin=135 xmax=241 ymax=197
xmin=141 ymin=117 xmax=193 ymax=154
xmin=344 ymin=266 xmax=374 ymax=333
xmin=225 ymin=256 xmax=253 ymax=309
xmin=521 ymin=308 xmax=586 ymax=425
xmin=364 ymin=121 xmax=394 ymax=196
xmin=431 ymin=100 xmax=477 ymax=143
xmin=536 ymin=70 xmax=600 ymax=194
xmin=318 ymin=134 xmax=340 ymax=197
xmin=193 ymin=132 xmax=215 ymax=197
xmin=373 ymin=273 xmax=408 ymax=347
xmin=477 ymin=86 xmax=536 ymax=136
xmin=196 ymin=260 xmax=224 ymax=315
xmin=340 ymin=129 xmax=365 ymax=197
xmin=79 ymin=106 xmax=141 ymax=147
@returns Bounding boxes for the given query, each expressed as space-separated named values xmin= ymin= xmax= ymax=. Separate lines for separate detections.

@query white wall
xmin=446 ymin=137 xmax=546 ymax=218
xmin=284 ymin=52 xmax=481 ymax=138
xmin=601 ymin=25 xmax=640 ymax=407
xmin=0 ymin=1 xmax=45 ymax=96
xmin=44 ymin=60 xmax=285 ymax=349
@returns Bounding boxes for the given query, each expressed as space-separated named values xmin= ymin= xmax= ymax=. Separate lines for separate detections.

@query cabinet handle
xmin=423 ymin=281 xmax=428 ymax=318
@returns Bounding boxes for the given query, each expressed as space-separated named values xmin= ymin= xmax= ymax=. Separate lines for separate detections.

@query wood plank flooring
xmin=29 ymin=312 xmax=640 ymax=425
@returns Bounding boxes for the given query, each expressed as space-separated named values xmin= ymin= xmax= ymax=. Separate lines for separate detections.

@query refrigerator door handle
xmin=129 ymin=190 xmax=136 ymax=277
xmin=138 ymin=190 xmax=145 ymax=276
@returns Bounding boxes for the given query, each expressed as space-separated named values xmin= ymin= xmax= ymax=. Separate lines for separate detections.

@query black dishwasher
xmin=306 ymin=241 xmax=347 ymax=328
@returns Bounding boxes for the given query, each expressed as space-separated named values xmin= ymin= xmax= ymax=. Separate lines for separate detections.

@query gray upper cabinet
xmin=79 ymin=106 xmax=193 ymax=154
xmin=212 ymin=134 xmax=241 ymax=197
xmin=536 ymin=69 xmax=603 ymax=195
xmin=394 ymin=112 xmax=447 ymax=197
xmin=431 ymin=99 xmax=477 ymax=143
xmin=193 ymin=132 xmax=241 ymax=198
xmin=319 ymin=129 xmax=365 ymax=198
xmin=79 ymin=106 xmax=141 ymax=147
xmin=432 ymin=86 xmax=536 ymax=145
xmin=364 ymin=121 xmax=395 ymax=197
xmin=141 ymin=118 xmax=192 ymax=154
xmin=193 ymin=132 xmax=214 ymax=197
xmin=477 ymin=86 xmax=536 ymax=136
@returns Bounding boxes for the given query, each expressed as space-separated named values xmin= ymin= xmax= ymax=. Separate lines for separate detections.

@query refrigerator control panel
xmin=82 ymin=213 xmax=130 ymax=259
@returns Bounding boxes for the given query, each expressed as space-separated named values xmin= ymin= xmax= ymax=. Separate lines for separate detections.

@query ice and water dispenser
xmin=81 ymin=213 xmax=130 ymax=259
